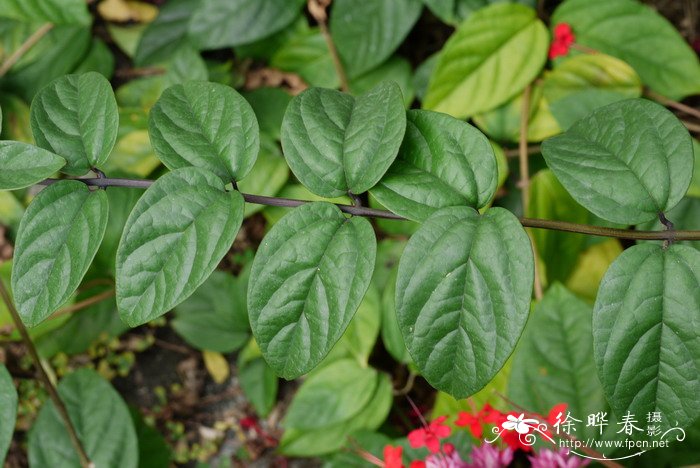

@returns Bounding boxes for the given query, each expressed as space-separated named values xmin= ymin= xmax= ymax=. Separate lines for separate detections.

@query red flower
xmin=496 ymin=411 xmax=534 ymax=452
xmin=408 ymin=415 xmax=452 ymax=453
xmin=549 ymin=23 xmax=575 ymax=59
xmin=547 ymin=403 xmax=568 ymax=426
xmin=383 ymin=445 xmax=404 ymax=468
xmin=455 ymin=403 xmax=501 ymax=438
xmin=409 ymin=462 xmax=426 ymax=468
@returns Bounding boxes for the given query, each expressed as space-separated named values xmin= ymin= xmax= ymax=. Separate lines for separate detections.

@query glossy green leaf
xmin=371 ymin=109 xmax=497 ymax=222
xmin=172 ymin=270 xmax=249 ymax=353
xmin=396 ymin=206 xmax=533 ymax=398
xmin=30 ymin=72 xmax=119 ymax=175
xmin=281 ymin=83 xmax=406 ymax=197
xmin=279 ymin=360 xmax=392 ymax=456
xmin=0 ymin=142 xmax=65 ymax=190
xmin=0 ymin=364 xmax=17 ymax=464
xmin=248 ymin=202 xmax=376 ymax=379
xmin=28 ymin=369 xmax=138 ymax=468
xmin=509 ymin=284 xmax=611 ymax=440
xmin=330 ymin=0 xmax=423 ymax=77
xmin=134 ymin=0 xmax=197 ymax=65
xmin=189 ymin=0 xmax=305 ymax=50
xmin=12 ymin=181 xmax=108 ymax=327
xmin=0 ymin=0 xmax=90 ymax=25
xmin=593 ymin=243 xmax=700 ymax=429
xmin=424 ymin=3 xmax=548 ymax=118
xmin=551 ymin=0 xmax=700 ymax=99
xmin=149 ymin=81 xmax=259 ymax=183
xmin=541 ymin=99 xmax=694 ymax=225
xmin=116 ymin=167 xmax=244 ymax=326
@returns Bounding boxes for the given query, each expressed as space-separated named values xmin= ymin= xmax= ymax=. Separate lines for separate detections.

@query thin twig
xmin=49 ymin=289 xmax=115 ymax=320
xmin=308 ymin=0 xmax=349 ymax=92
xmin=682 ymin=120 xmax=700 ymax=134
xmin=645 ymin=88 xmax=700 ymax=121
xmin=393 ymin=370 xmax=417 ymax=396
xmin=36 ymin=178 xmax=700 ymax=241
xmin=519 ymin=85 xmax=544 ymax=300
xmin=0 ymin=23 xmax=54 ymax=78
xmin=0 ymin=278 xmax=92 ymax=468
xmin=504 ymin=145 xmax=541 ymax=158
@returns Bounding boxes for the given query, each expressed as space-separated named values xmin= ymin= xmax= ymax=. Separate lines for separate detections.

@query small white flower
xmin=502 ymin=413 xmax=539 ymax=434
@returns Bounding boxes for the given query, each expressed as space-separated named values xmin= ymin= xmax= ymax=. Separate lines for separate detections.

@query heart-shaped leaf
xmin=281 ymin=83 xmax=406 ymax=197
xmin=542 ymin=99 xmax=693 ymax=225
xmin=149 ymin=81 xmax=260 ymax=183
xmin=0 ymin=142 xmax=65 ymax=190
xmin=12 ymin=180 xmax=108 ymax=327
xmin=330 ymin=0 xmax=423 ymax=77
xmin=247 ymin=202 xmax=376 ymax=379
xmin=0 ymin=364 xmax=17 ymax=464
xmin=551 ymin=0 xmax=700 ymax=100
xmin=593 ymin=243 xmax=700 ymax=430
xmin=28 ymin=369 xmax=137 ymax=468
xmin=371 ymin=109 xmax=497 ymax=222
xmin=424 ymin=3 xmax=548 ymax=118
xmin=116 ymin=167 xmax=244 ymax=326
xmin=30 ymin=72 xmax=119 ymax=176
xmin=396 ymin=206 xmax=533 ymax=398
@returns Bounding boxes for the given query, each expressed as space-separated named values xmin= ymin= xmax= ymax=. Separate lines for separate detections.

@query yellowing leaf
xmin=98 ymin=0 xmax=158 ymax=23
xmin=566 ymin=239 xmax=622 ymax=302
xmin=203 ymin=351 xmax=230 ymax=384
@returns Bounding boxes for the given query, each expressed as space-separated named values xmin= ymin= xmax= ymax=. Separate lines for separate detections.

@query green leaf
xmin=396 ymin=206 xmax=533 ymax=398
xmin=279 ymin=360 xmax=392 ymax=456
xmin=149 ymin=81 xmax=260 ymax=182
xmin=508 ymin=284 xmax=611 ymax=441
xmin=28 ymin=369 xmax=138 ymax=468
xmin=270 ymin=28 xmax=339 ymax=89
xmin=281 ymin=83 xmax=406 ymax=197
xmin=130 ymin=408 xmax=172 ymax=468
xmin=424 ymin=3 xmax=548 ymax=118
xmin=370 ymin=109 xmax=497 ymax=222
xmin=73 ymin=39 xmax=115 ymax=78
xmin=689 ymin=138 xmax=700 ymax=198
xmin=422 ymin=0 xmax=535 ymax=25
xmin=381 ymin=267 xmax=411 ymax=364
xmin=593 ymin=243 xmax=700 ymax=430
xmin=0 ymin=142 xmax=65 ymax=190
xmin=134 ymin=0 xmax=197 ymax=66
xmin=285 ymin=360 xmax=378 ymax=430
xmin=0 ymin=0 xmax=91 ymax=25
xmin=189 ymin=0 xmax=305 ymax=50
xmin=349 ymin=56 xmax=415 ymax=108
xmin=116 ymin=167 xmax=244 ymax=326
xmin=0 ymin=364 xmax=17 ymax=464
xmin=242 ymin=88 xmax=292 ymax=141
xmin=248 ymin=202 xmax=376 ymax=379
xmin=541 ymin=99 xmax=694 ymax=225
xmin=30 ymin=72 xmax=119 ymax=175
xmin=551 ymin=0 xmax=700 ymax=100
xmin=12 ymin=181 xmax=108 ymax=327
xmin=238 ymin=357 xmax=278 ymax=417
xmin=172 ymin=271 xmax=249 ymax=353
xmin=94 ymin=184 xmax=142 ymax=275
xmin=330 ymin=0 xmax=423 ymax=77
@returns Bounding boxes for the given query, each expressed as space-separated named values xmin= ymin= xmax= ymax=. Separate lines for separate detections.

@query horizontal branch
xmin=38 ymin=177 xmax=700 ymax=241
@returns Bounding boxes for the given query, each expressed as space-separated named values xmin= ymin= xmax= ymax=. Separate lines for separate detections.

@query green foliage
xmin=330 ymin=0 xmax=423 ymax=77
xmin=116 ymin=168 xmax=244 ymax=326
xmin=371 ymin=109 xmax=497 ymax=221
xmin=149 ymin=81 xmax=259 ymax=183
xmin=593 ymin=244 xmax=700 ymax=430
xmin=0 ymin=364 xmax=17 ymax=464
xmin=12 ymin=181 xmax=108 ymax=327
xmin=30 ymin=72 xmax=119 ymax=175
xmin=424 ymin=3 xmax=548 ymax=118
xmin=29 ymin=369 xmax=138 ymax=467
xmin=542 ymin=99 xmax=693 ymax=224
xmin=247 ymin=202 xmax=376 ymax=379
xmin=552 ymin=0 xmax=700 ymax=99
xmin=0 ymin=142 xmax=64 ymax=190
xmin=396 ymin=206 xmax=533 ymax=397
xmin=281 ymin=82 xmax=406 ymax=197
